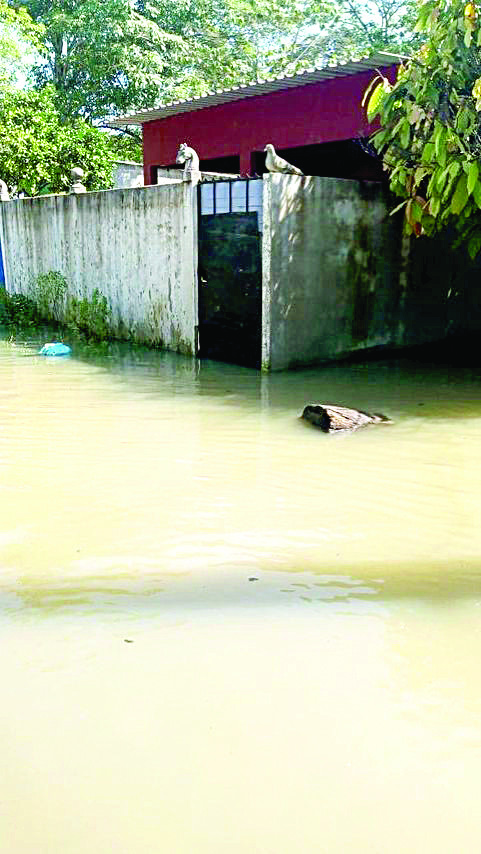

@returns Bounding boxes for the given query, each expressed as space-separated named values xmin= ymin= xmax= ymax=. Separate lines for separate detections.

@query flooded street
xmin=1 ymin=334 xmax=481 ymax=853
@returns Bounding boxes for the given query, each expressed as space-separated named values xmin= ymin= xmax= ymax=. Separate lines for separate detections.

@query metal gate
xmin=197 ymin=179 xmax=263 ymax=368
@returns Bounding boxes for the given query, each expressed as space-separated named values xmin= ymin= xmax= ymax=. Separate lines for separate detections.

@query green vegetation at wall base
xmin=0 ymin=274 xmax=112 ymax=344
xmin=65 ymin=288 xmax=111 ymax=342
xmin=0 ymin=289 xmax=39 ymax=328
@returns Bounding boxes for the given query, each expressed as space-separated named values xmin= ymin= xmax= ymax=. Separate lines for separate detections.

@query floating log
xmin=301 ymin=404 xmax=392 ymax=433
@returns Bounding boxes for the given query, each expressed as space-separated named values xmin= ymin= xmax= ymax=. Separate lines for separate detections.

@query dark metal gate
xmin=197 ymin=179 xmax=263 ymax=368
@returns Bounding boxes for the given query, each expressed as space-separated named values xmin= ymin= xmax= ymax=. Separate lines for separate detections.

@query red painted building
xmin=113 ymin=53 xmax=398 ymax=185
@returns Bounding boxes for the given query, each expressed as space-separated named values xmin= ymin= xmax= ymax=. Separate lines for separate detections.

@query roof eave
xmin=110 ymin=52 xmax=400 ymax=127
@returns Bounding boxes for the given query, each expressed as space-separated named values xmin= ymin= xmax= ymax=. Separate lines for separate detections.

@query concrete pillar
xmin=261 ymin=175 xmax=272 ymax=371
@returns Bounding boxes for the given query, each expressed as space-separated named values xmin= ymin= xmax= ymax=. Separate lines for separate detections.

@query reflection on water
xmin=1 ymin=332 xmax=481 ymax=853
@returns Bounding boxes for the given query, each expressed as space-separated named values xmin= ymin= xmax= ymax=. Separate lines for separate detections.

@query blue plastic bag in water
xmin=39 ymin=342 xmax=72 ymax=356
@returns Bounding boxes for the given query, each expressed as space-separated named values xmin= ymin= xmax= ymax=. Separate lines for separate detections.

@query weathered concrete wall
xmin=262 ymin=174 xmax=399 ymax=370
xmin=0 ymin=184 xmax=197 ymax=354
xmin=0 ymin=217 xmax=5 ymax=286
xmin=262 ymin=173 xmax=481 ymax=370
xmin=113 ymin=161 xmax=144 ymax=188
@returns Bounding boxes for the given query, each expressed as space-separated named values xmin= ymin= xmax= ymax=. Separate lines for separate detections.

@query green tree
xmin=157 ymin=0 xmax=335 ymax=95
xmin=12 ymin=0 xmax=185 ymax=120
xmin=365 ymin=0 xmax=481 ymax=258
xmin=105 ymin=130 xmax=142 ymax=163
xmin=0 ymin=0 xmax=42 ymax=83
xmin=0 ymin=85 xmax=115 ymax=194
xmin=326 ymin=0 xmax=419 ymax=60
xmin=11 ymin=0 xmax=418 ymax=124
xmin=152 ymin=0 xmax=419 ymax=101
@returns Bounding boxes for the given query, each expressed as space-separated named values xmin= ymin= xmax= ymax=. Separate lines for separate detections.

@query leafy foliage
xmin=0 ymin=0 xmax=42 ymax=84
xmin=105 ymin=129 xmax=142 ymax=164
xmin=0 ymin=86 xmax=115 ymax=195
xmin=313 ymin=0 xmax=420 ymax=62
xmin=8 ymin=0 xmax=419 ymax=124
xmin=132 ymin=0 xmax=421 ymax=102
xmin=11 ymin=0 xmax=185 ymax=121
xmin=0 ymin=288 xmax=39 ymax=327
xmin=0 ymin=272 xmax=112 ymax=341
xmin=34 ymin=270 xmax=112 ymax=340
xmin=65 ymin=288 xmax=111 ymax=340
xmin=366 ymin=0 xmax=481 ymax=257
xmin=35 ymin=270 xmax=68 ymax=320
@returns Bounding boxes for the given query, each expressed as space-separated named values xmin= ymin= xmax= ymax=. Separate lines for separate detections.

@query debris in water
xmin=39 ymin=342 xmax=72 ymax=357
xmin=301 ymin=404 xmax=392 ymax=433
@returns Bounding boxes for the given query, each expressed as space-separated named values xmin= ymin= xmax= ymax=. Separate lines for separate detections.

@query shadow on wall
xmin=264 ymin=172 xmax=481 ymax=371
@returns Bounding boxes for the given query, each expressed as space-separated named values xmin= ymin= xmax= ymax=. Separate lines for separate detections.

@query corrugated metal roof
xmin=111 ymin=51 xmax=399 ymax=126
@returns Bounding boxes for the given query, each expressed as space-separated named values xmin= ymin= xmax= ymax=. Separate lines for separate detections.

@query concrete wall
xmin=0 ymin=184 xmax=198 ymax=354
xmin=262 ymin=173 xmax=481 ymax=371
xmin=0 ymin=222 xmax=5 ymax=286
xmin=3 ymin=172 xmax=480 ymax=371
xmin=113 ymin=161 xmax=144 ymax=188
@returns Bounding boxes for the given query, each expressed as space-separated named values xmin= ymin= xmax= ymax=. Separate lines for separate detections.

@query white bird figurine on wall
xmin=264 ymin=144 xmax=303 ymax=175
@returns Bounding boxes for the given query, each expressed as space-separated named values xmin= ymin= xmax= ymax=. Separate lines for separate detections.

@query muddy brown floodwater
xmin=1 ymin=333 xmax=481 ymax=853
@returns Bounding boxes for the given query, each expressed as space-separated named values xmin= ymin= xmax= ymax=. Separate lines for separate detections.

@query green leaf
xmin=414 ymin=166 xmax=427 ymax=186
xmin=472 ymin=181 xmax=481 ymax=208
xmin=442 ymin=173 xmax=458 ymax=203
xmin=389 ymin=199 xmax=408 ymax=216
xmin=437 ymin=145 xmax=447 ymax=168
xmin=372 ymin=129 xmax=387 ymax=149
xmin=400 ymin=119 xmax=410 ymax=149
xmin=411 ymin=199 xmax=423 ymax=220
xmin=421 ymin=213 xmax=436 ymax=235
xmin=450 ymin=174 xmax=469 ymax=215
xmin=434 ymin=125 xmax=447 ymax=165
xmin=468 ymin=233 xmax=481 ymax=259
xmin=449 ymin=161 xmax=461 ymax=179
xmin=361 ymin=75 xmax=379 ymax=108
xmin=456 ymin=107 xmax=471 ymax=134
xmin=366 ymin=81 xmax=385 ymax=121
xmin=422 ymin=142 xmax=435 ymax=164
xmin=414 ymin=2 xmax=433 ymax=32
xmin=427 ymin=173 xmax=438 ymax=196
xmin=467 ymin=161 xmax=479 ymax=195
xmin=436 ymin=166 xmax=450 ymax=193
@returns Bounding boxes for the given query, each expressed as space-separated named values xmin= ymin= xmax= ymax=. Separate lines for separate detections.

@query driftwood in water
xmin=301 ymin=404 xmax=393 ymax=434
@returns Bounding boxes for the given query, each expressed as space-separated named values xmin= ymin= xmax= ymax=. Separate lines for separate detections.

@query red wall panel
xmin=142 ymin=65 xmax=397 ymax=183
